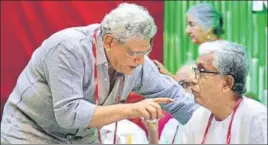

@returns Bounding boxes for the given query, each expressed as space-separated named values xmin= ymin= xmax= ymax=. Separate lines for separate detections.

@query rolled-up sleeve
xmin=44 ymin=42 xmax=96 ymax=129
xmin=133 ymin=56 xmax=198 ymax=124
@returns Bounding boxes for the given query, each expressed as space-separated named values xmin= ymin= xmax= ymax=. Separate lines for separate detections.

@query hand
xmin=141 ymin=116 xmax=159 ymax=144
xmin=128 ymin=98 xmax=173 ymax=120
xmin=153 ymin=60 xmax=168 ymax=74
xmin=141 ymin=117 xmax=159 ymax=131
xmin=153 ymin=60 xmax=175 ymax=79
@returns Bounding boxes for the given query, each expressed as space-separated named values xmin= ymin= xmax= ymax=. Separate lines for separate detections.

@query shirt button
xmin=104 ymin=78 xmax=108 ymax=81
xmin=104 ymin=63 xmax=108 ymax=66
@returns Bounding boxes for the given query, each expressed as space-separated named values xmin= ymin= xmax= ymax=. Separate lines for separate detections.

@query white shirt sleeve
xmin=249 ymin=112 xmax=267 ymax=144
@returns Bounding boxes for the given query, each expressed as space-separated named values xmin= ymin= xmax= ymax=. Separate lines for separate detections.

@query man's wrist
xmin=122 ymin=103 xmax=135 ymax=119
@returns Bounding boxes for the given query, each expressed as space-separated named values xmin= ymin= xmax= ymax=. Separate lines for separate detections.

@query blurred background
xmin=164 ymin=1 xmax=267 ymax=106
xmin=1 ymin=1 xmax=267 ymax=123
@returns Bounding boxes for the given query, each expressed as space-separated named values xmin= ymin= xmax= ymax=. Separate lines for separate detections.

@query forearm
xmin=88 ymin=103 xmax=132 ymax=128
xmin=147 ymin=123 xmax=159 ymax=144
xmin=88 ymin=97 xmax=173 ymax=128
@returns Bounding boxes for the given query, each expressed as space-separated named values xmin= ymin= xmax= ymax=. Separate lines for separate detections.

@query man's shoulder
xmin=186 ymin=106 xmax=210 ymax=125
xmin=193 ymin=106 xmax=210 ymax=117
xmin=43 ymin=24 xmax=100 ymax=49
xmin=44 ymin=24 xmax=102 ymax=61
xmin=241 ymin=97 xmax=267 ymax=117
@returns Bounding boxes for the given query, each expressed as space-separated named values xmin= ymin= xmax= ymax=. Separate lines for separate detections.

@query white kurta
xmin=181 ymin=96 xmax=267 ymax=144
xmin=159 ymin=92 xmax=195 ymax=144
xmin=101 ymin=119 xmax=148 ymax=144
xmin=159 ymin=118 xmax=184 ymax=144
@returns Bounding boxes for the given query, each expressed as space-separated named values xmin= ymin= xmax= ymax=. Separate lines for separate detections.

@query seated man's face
xmin=191 ymin=52 xmax=226 ymax=109
xmin=175 ymin=65 xmax=196 ymax=93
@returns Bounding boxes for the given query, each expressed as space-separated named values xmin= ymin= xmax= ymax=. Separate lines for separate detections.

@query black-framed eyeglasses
xmin=192 ymin=67 xmax=220 ymax=80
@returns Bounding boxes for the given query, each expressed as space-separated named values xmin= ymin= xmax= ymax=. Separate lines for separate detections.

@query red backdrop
xmin=1 ymin=1 xmax=164 ymax=114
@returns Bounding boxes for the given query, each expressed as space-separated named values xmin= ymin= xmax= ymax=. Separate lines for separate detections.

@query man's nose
xmin=191 ymin=78 xmax=199 ymax=92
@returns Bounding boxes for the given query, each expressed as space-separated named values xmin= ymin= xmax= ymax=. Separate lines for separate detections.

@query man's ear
xmin=103 ymin=34 xmax=114 ymax=49
xmin=223 ymin=75 xmax=234 ymax=92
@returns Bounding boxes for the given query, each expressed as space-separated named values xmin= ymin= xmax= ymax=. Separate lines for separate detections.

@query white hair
xmin=187 ymin=3 xmax=224 ymax=37
xmin=199 ymin=40 xmax=229 ymax=55
xmin=198 ymin=41 xmax=249 ymax=94
xmin=100 ymin=3 xmax=157 ymax=44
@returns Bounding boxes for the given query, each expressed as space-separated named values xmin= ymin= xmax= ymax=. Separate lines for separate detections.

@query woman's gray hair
xmin=187 ymin=3 xmax=224 ymax=37
xmin=199 ymin=41 xmax=249 ymax=94
xmin=100 ymin=3 xmax=157 ymax=44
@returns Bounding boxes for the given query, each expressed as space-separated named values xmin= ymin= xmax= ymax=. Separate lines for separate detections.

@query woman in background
xmin=154 ymin=2 xmax=224 ymax=80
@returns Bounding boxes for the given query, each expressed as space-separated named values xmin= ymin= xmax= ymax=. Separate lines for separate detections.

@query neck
xmin=211 ymin=94 xmax=242 ymax=121
xmin=103 ymin=47 xmax=116 ymax=75
xmin=208 ymin=35 xmax=219 ymax=42
xmin=108 ymin=64 xmax=116 ymax=76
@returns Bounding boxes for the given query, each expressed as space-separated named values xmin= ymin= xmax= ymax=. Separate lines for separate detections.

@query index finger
xmin=153 ymin=97 xmax=173 ymax=104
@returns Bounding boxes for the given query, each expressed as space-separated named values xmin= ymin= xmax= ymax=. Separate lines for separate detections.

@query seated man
xmin=182 ymin=41 xmax=267 ymax=144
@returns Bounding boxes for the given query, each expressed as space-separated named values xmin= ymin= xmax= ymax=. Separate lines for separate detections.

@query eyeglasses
xmin=192 ymin=67 xmax=220 ymax=80
xmin=107 ymin=33 xmax=153 ymax=57
xmin=123 ymin=37 xmax=153 ymax=57
xmin=125 ymin=46 xmax=152 ymax=57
